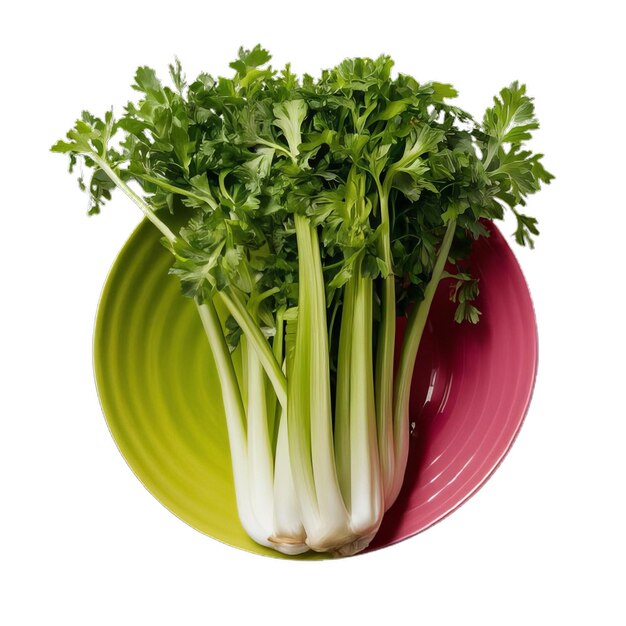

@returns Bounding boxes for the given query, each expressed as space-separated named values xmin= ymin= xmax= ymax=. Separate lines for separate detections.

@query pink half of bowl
xmin=369 ymin=223 xmax=538 ymax=551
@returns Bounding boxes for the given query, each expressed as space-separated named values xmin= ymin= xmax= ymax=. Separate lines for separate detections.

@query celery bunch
xmin=53 ymin=46 xmax=551 ymax=556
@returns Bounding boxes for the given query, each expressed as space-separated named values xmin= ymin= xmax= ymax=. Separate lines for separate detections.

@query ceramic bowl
xmin=94 ymin=220 xmax=537 ymax=558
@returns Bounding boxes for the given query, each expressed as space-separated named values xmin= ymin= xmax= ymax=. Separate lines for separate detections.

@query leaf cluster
xmin=52 ymin=46 xmax=552 ymax=328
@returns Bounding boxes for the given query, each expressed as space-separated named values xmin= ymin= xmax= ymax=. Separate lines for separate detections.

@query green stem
xmin=267 ymin=306 xmax=286 ymax=446
xmin=270 ymin=309 xmax=308 ymax=554
xmin=290 ymin=214 xmax=350 ymax=552
xmin=374 ymin=182 xmax=397 ymax=503
xmin=136 ymin=173 xmax=218 ymax=209
xmin=255 ymin=138 xmax=296 ymax=162
xmin=196 ymin=300 xmax=246 ymax=440
xmin=91 ymin=155 xmax=177 ymax=243
xmin=244 ymin=334 xmax=274 ymax=535
xmin=483 ymin=138 xmax=499 ymax=170
xmin=288 ymin=218 xmax=317 ymax=530
xmin=271 ymin=401 xmax=308 ymax=553
xmin=216 ymin=288 xmax=287 ymax=409
xmin=388 ymin=218 xmax=457 ymax=507
xmin=334 ymin=264 xmax=355 ymax=508
xmin=347 ymin=263 xmax=382 ymax=538
xmin=196 ymin=301 xmax=266 ymax=541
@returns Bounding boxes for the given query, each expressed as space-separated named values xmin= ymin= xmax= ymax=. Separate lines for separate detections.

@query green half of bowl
xmin=94 ymin=217 xmax=322 ymax=559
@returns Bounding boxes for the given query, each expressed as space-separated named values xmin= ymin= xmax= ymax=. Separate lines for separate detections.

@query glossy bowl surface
xmin=94 ymin=220 xmax=537 ymax=558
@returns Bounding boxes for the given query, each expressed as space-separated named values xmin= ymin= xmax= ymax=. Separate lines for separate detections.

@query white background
xmin=1 ymin=1 xmax=624 ymax=624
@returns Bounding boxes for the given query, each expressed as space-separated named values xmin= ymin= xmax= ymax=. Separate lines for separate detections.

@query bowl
xmin=94 ymin=219 xmax=537 ymax=558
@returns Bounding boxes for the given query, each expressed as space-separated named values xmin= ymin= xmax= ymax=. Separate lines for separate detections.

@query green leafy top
xmin=52 ymin=46 xmax=552 ymax=329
